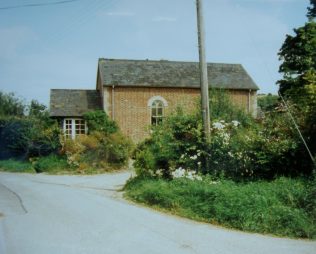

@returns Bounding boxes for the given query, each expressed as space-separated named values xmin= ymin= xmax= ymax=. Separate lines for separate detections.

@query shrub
xmin=83 ymin=110 xmax=118 ymax=135
xmin=61 ymin=131 xmax=133 ymax=171
xmin=134 ymin=109 xmax=205 ymax=178
xmin=133 ymin=93 xmax=308 ymax=180
xmin=0 ymin=116 xmax=61 ymax=160
xmin=32 ymin=154 xmax=69 ymax=173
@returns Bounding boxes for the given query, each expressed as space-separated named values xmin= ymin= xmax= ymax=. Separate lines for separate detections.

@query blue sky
xmin=0 ymin=0 xmax=311 ymax=106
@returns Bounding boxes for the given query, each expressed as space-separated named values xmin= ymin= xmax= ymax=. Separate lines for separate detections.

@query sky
xmin=0 ymin=0 xmax=311 ymax=106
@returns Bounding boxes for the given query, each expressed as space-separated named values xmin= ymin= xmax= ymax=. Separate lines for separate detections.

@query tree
xmin=0 ymin=91 xmax=25 ymax=117
xmin=307 ymin=0 xmax=316 ymax=20
xmin=277 ymin=1 xmax=316 ymax=168
xmin=29 ymin=100 xmax=48 ymax=119
xmin=257 ymin=94 xmax=279 ymax=112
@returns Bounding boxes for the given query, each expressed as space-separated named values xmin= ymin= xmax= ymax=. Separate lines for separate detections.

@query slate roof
xmin=98 ymin=58 xmax=259 ymax=90
xmin=50 ymin=89 xmax=102 ymax=117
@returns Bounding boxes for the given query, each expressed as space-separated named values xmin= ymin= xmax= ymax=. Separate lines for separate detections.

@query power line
xmin=0 ymin=0 xmax=83 ymax=10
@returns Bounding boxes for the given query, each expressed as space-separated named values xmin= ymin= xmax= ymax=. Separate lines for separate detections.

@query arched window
xmin=151 ymin=100 xmax=164 ymax=125
xmin=148 ymin=96 xmax=168 ymax=126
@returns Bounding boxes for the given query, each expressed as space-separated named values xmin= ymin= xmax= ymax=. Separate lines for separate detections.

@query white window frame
xmin=148 ymin=96 xmax=168 ymax=126
xmin=63 ymin=118 xmax=87 ymax=139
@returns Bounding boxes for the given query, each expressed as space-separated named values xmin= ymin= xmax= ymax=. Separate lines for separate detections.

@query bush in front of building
xmin=133 ymin=100 xmax=310 ymax=180
xmin=61 ymin=131 xmax=133 ymax=173
xmin=59 ymin=111 xmax=133 ymax=173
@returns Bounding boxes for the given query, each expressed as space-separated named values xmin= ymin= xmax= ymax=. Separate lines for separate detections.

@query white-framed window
xmin=151 ymin=100 xmax=164 ymax=125
xmin=63 ymin=118 xmax=87 ymax=139
xmin=148 ymin=96 xmax=168 ymax=126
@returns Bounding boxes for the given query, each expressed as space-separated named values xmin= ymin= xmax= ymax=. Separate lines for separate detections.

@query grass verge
xmin=124 ymin=176 xmax=316 ymax=239
xmin=0 ymin=159 xmax=35 ymax=173
xmin=0 ymin=155 xmax=126 ymax=175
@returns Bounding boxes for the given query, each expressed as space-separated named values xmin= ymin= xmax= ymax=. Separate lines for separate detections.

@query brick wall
xmin=103 ymin=86 xmax=256 ymax=143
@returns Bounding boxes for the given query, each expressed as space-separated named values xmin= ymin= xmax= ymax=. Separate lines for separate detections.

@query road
xmin=0 ymin=172 xmax=315 ymax=254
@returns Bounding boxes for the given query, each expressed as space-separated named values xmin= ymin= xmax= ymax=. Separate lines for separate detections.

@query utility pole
xmin=196 ymin=0 xmax=211 ymax=141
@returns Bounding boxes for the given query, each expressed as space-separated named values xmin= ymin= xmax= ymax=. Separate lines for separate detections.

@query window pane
xmin=75 ymin=119 xmax=86 ymax=137
xmin=151 ymin=99 xmax=165 ymax=126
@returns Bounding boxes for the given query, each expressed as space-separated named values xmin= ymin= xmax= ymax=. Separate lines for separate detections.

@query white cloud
xmin=152 ymin=16 xmax=177 ymax=22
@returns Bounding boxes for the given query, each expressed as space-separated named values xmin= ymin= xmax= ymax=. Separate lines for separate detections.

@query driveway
xmin=0 ymin=172 xmax=315 ymax=254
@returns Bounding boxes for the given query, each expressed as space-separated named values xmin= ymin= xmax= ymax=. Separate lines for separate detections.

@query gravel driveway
xmin=0 ymin=171 xmax=315 ymax=254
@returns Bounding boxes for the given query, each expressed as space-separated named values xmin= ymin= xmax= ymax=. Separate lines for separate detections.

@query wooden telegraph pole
xmin=196 ymin=0 xmax=211 ymax=141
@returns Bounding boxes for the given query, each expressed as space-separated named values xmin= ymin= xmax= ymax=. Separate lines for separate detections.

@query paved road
xmin=0 ymin=172 xmax=315 ymax=254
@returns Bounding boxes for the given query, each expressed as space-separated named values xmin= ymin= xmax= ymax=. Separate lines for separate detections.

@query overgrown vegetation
xmin=134 ymin=90 xmax=309 ymax=180
xmin=124 ymin=176 xmax=316 ymax=239
xmin=278 ymin=0 xmax=316 ymax=161
xmin=0 ymin=93 xmax=132 ymax=174
xmin=257 ymin=94 xmax=279 ymax=112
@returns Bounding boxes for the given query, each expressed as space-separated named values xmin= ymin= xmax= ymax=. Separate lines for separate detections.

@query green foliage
xmin=28 ymin=100 xmax=50 ymax=120
xmin=307 ymin=0 xmax=316 ymax=20
xmin=0 ymin=159 xmax=35 ymax=173
xmin=83 ymin=110 xmax=118 ymax=135
xmin=32 ymin=154 xmax=69 ymax=173
xmin=0 ymin=91 xmax=25 ymax=117
xmin=278 ymin=21 xmax=316 ymax=95
xmin=278 ymin=4 xmax=316 ymax=169
xmin=61 ymin=131 xmax=133 ymax=173
xmin=134 ymin=100 xmax=306 ymax=180
xmin=0 ymin=116 xmax=61 ymax=159
xmin=125 ymin=176 xmax=316 ymax=239
xmin=257 ymin=94 xmax=279 ymax=112
xmin=134 ymin=91 xmax=254 ymax=179
xmin=209 ymin=89 xmax=252 ymax=126
xmin=134 ymin=109 xmax=205 ymax=178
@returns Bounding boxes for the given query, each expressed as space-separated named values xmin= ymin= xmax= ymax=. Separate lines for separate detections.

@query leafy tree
xmin=257 ymin=94 xmax=279 ymax=112
xmin=29 ymin=100 xmax=48 ymax=119
xmin=278 ymin=1 xmax=316 ymax=169
xmin=0 ymin=91 xmax=25 ymax=117
xmin=307 ymin=0 xmax=316 ymax=20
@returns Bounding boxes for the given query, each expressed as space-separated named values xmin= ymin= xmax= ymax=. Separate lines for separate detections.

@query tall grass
xmin=124 ymin=176 xmax=316 ymax=239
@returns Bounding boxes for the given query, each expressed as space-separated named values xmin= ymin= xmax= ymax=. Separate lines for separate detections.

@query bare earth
xmin=0 ymin=172 xmax=315 ymax=254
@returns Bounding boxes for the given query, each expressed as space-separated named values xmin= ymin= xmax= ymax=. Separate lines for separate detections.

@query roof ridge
xmin=98 ymin=58 xmax=242 ymax=66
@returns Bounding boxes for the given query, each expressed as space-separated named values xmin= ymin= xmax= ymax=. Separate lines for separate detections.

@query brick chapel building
xmin=50 ymin=58 xmax=259 ymax=143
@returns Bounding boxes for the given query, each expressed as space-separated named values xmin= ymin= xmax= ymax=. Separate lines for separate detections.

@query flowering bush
xmin=171 ymin=167 xmax=202 ymax=181
xmin=134 ymin=106 xmax=307 ymax=180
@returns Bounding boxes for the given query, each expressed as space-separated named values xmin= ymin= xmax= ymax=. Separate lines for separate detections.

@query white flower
xmin=186 ymin=171 xmax=195 ymax=180
xmin=232 ymin=120 xmax=240 ymax=127
xmin=195 ymin=175 xmax=203 ymax=181
xmin=190 ymin=155 xmax=198 ymax=160
xmin=155 ymin=169 xmax=163 ymax=177
xmin=171 ymin=167 xmax=186 ymax=178
xmin=212 ymin=122 xmax=225 ymax=130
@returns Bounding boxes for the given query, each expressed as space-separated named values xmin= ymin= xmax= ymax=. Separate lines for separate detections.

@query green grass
xmin=0 ymin=159 xmax=35 ymax=173
xmin=0 ymin=155 xmax=124 ymax=175
xmin=32 ymin=154 xmax=72 ymax=174
xmin=124 ymin=176 xmax=316 ymax=239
